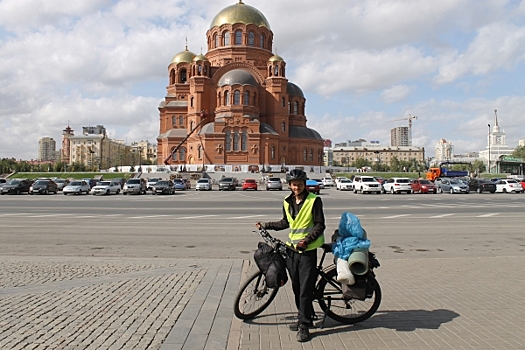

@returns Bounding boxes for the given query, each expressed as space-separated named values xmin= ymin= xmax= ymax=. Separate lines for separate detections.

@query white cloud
xmin=381 ymin=85 xmax=412 ymax=104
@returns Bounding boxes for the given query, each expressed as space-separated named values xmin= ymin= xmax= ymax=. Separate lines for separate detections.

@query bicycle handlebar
xmin=255 ymin=227 xmax=298 ymax=254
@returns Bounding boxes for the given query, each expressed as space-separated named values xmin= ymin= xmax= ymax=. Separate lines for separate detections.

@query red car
xmin=242 ymin=178 xmax=258 ymax=191
xmin=305 ymin=180 xmax=320 ymax=194
xmin=411 ymin=179 xmax=437 ymax=194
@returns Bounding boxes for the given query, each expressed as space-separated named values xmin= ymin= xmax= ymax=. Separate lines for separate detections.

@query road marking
xmin=229 ymin=214 xmax=266 ymax=219
xmin=429 ymin=213 xmax=455 ymax=218
xmin=0 ymin=213 xmax=30 ymax=217
xmin=382 ymin=214 xmax=410 ymax=219
xmin=27 ymin=214 xmax=74 ymax=218
xmin=129 ymin=215 xmax=172 ymax=219
xmin=477 ymin=213 xmax=500 ymax=217
xmin=178 ymin=215 xmax=219 ymax=219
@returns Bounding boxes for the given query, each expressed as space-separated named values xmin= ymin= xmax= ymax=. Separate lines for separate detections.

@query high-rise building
xmin=38 ymin=137 xmax=56 ymax=161
xmin=390 ymin=127 xmax=410 ymax=147
xmin=435 ymin=139 xmax=453 ymax=162
xmin=157 ymin=1 xmax=324 ymax=169
xmin=61 ymin=125 xmax=74 ymax=163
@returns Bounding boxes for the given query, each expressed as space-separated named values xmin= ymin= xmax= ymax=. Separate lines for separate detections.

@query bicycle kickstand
xmin=319 ymin=296 xmax=331 ymax=329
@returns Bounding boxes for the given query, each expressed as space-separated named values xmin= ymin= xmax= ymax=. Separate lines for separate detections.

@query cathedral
xmin=156 ymin=1 xmax=324 ymax=171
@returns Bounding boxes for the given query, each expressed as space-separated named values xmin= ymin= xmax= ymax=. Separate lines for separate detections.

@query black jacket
xmin=264 ymin=190 xmax=325 ymax=245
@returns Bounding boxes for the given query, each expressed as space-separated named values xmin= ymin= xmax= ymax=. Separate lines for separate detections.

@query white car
xmin=382 ymin=177 xmax=412 ymax=194
xmin=336 ymin=178 xmax=353 ymax=191
xmin=146 ymin=178 xmax=160 ymax=191
xmin=90 ymin=181 xmax=121 ymax=195
xmin=353 ymin=176 xmax=382 ymax=194
xmin=195 ymin=178 xmax=212 ymax=191
xmin=495 ymin=179 xmax=524 ymax=193
xmin=322 ymin=177 xmax=335 ymax=187
xmin=62 ymin=180 xmax=91 ymax=195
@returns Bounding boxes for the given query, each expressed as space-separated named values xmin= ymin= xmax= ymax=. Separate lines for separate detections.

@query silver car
xmin=63 ymin=180 xmax=91 ymax=195
xmin=438 ymin=178 xmax=470 ymax=194
xmin=265 ymin=177 xmax=283 ymax=191
xmin=195 ymin=178 xmax=212 ymax=191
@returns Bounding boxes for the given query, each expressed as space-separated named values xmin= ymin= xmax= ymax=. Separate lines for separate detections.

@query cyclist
xmin=256 ymin=169 xmax=325 ymax=342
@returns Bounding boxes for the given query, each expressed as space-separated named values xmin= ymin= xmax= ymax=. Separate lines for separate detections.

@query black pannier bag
xmin=253 ymin=242 xmax=288 ymax=288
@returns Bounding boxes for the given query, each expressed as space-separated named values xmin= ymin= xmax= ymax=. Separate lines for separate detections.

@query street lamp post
xmin=488 ymin=123 xmax=491 ymax=174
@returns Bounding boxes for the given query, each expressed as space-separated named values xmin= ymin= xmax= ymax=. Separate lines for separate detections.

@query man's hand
xmin=255 ymin=222 xmax=262 ymax=229
xmin=296 ymin=240 xmax=307 ymax=251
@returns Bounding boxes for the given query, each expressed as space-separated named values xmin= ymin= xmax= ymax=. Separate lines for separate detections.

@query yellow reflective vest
xmin=284 ymin=192 xmax=324 ymax=251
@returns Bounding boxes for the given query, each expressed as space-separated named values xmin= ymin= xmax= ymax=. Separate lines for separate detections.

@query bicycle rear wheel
xmin=233 ymin=271 xmax=279 ymax=320
xmin=317 ymin=266 xmax=381 ymax=324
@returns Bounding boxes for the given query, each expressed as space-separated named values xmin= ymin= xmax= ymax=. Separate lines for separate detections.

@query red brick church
xmin=157 ymin=1 xmax=324 ymax=171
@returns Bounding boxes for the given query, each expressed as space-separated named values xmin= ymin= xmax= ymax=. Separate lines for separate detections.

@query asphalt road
xmin=1 ymin=188 xmax=524 ymax=260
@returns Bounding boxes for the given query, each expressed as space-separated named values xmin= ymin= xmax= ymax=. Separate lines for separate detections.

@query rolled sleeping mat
xmin=348 ymin=248 xmax=369 ymax=275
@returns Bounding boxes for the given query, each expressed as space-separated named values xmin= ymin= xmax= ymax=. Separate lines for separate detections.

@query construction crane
xmin=388 ymin=114 xmax=418 ymax=146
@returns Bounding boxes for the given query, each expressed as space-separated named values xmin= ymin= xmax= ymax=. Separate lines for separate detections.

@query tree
xmin=512 ymin=145 xmax=525 ymax=160
xmin=390 ymin=157 xmax=401 ymax=172
xmin=351 ymin=158 xmax=371 ymax=169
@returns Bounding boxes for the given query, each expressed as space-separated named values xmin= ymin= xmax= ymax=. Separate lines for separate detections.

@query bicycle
xmin=233 ymin=227 xmax=381 ymax=326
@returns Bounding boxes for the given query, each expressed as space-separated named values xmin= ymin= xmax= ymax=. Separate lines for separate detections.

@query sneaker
xmin=289 ymin=321 xmax=315 ymax=332
xmin=296 ymin=323 xmax=311 ymax=342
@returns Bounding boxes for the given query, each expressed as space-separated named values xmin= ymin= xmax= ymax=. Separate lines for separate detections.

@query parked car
xmin=322 ymin=177 xmax=334 ymax=187
xmin=29 ymin=179 xmax=58 ymax=195
xmin=146 ymin=178 xmax=160 ymax=191
xmin=336 ymin=178 xmax=353 ymax=191
xmin=82 ymin=178 xmax=97 ymax=189
xmin=63 ymin=180 xmax=91 ymax=195
xmin=0 ymin=178 xmax=6 ymax=186
xmin=437 ymin=178 xmax=470 ymax=194
xmin=152 ymin=180 xmax=175 ymax=195
xmin=1 ymin=179 xmax=32 ymax=195
xmin=123 ymin=178 xmax=147 ymax=195
xmin=172 ymin=178 xmax=186 ymax=191
xmin=468 ymin=178 xmax=496 ymax=194
xmin=195 ymin=178 xmax=212 ymax=191
xmin=515 ymin=178 xmax=525 ymax=191
xmin=411 ymin=179 xmax=437 ymax=194
xmin=53 ymin=179 xmax=69 ymax=191
xmin=90 ymin=181 xmax=121 ymax=195
xmin=305 ymin=179 xmax=320 ymax=194
xmin=381 ymin=178 xmax=412 ymax=194
xmin=219 ymin=177 xmax=237 ymax=191
xmin=242 ymin=178 xmax=258 ymax=191
xmin=265 ymin=177 xmax=283 ymax=191
xmin=353 ymin=176 xmax=382 ymax=194
xmin=312 ymin=179 xmax=325 ymax=189
xmin=495 ymin=179 xmax=524 ymax=193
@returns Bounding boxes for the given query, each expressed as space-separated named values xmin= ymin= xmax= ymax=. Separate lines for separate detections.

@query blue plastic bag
xmin=333 ymin=212 xmax=370 ymax=260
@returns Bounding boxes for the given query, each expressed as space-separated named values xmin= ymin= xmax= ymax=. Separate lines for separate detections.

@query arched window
xmin=190 ymin=121 xmax=194 ymax=130
xmin=309 ymin=149 xmax=314 ymax=162
xmin=248 ymin=32 xmax=255 ymax=46
xmin=282 ymin=97 xmax=285 ymax=108
xmin=224 ymin=90 xmax=230 ymax=105
xmin=170 ymin=69 xmax=175 ymax=84
xmin=190 ymin=96 xmax=194 ymax=107
xmin=198 ymin=145 xmax=202 ymax=159
xmin=303 ymin=149 xmax=307 ymax=162
xmin=274 ymin=65 xmax=279 ymax=76
xmin=244 ymin=91 xmax=249 ymax=106
xmin=223 ymin=31 xmax=230 ymax=45
xmin=179 ymin=116 xmax=184 ymax=126
xmin=233 ymin=130 xmax=239 ymax=151
xmin=214 ymin=34 xmax=218 ymax=48
xmin=271 ymin=146 xmax=275 ymax=160
xmin=197 ymin=65 xmax=202 ymax=74
xmin=288 ymin=101 xmax=292 ymax=114
xmin=225 ymin=131 xmax=231 ymax=151
xmin=180 ymin=69 xmax=187 ymax=83
xmin=233 ymin=90 xmax=240 ymax=105
xmin=260 ymin=34 xmax=265 ymax=48
xmin=241 ymin=130 xmax=247 ymax=151
xmin=294 ymin=102 xmax=298 ymax=114
xmin=204 ymin=65 xmax=207 ymax=75
xmin=253 ymin=92 xmax=257 ymax=106
xmin=235 ymin=30 xmax=242 ymax=45
xmin=281 ymin=121 xmax=286 ymax=133
xmin=179 ymin=147 xmax=186 ymax=161
xmin=172 ymin=116 xmax=177 ymax=127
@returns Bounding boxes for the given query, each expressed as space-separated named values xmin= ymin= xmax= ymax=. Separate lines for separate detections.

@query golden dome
xmin=269 ymin=54 xmax=284 ymax=62
xmin=209 ymin=1 xmax=271 ymax=29
xmin=193 ymin=54 xmax=209 ymax=62
xmin=171 ymin=48 xmax=196 ymax=64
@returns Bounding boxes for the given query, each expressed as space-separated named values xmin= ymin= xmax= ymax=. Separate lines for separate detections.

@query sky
xmin=1 ymin=0 xmax=525 ymax=161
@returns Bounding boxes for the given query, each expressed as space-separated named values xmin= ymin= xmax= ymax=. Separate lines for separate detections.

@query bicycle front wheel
xmin=317 ymin=267 xmax=381 ymax=324
xmin=233 ymin=271 xmax=279 ymax=320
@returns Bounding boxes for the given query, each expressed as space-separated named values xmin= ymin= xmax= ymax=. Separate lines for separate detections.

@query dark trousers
xmin=286 ymin=248 xmax=318 ymax=325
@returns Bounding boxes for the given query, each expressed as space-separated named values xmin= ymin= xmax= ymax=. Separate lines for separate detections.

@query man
xmin=256 ymin=169 xmax=325 ymax=342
